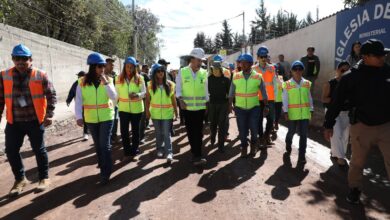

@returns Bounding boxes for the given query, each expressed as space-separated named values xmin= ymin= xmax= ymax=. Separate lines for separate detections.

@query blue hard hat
xmin=236 ymin=54 xmax=243 ymax=62
xmin=257 ymin=46 xmax=269 ymax=56
xmin=87 ymin=53 xmax=106 ymax=65
xmin=151 ymin=63 xmax=165 ymax=75
xmin=11 ymin=44 xmax=32 ymax=57
xmin=238 ymin=53 xmax=254 ymax=63
xmin=229 ymin=63 xmax=235 ymax=69
xmin=124 ymin=56 xmax=138 ymax=65
xmin=213 ymin=55 xmax=223 ymax=62
xmin=291 ymin=60 xmax=305 ymax=69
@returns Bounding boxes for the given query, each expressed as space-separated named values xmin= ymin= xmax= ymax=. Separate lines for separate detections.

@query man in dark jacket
xmin=301 ymin=47 xmax=320 ymax=92
xmin=324 ymin=39 xmax=390 ymax=204
xmin=66 ymin=71 xmax=88 ymax=141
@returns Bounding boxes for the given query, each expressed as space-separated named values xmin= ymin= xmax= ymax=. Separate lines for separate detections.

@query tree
xmin=251 ymin=0 xmax=270 ymax=42
xmin=232 ymin=32 xmax=246 ymax=50
xmin=194 ymin=32 xmax=206 ymax=48
xmin=300 ymin=12 xmax=314 ymax=28
xmin=221 ymin=20 xmax=233 ymax=49
xmin=344 ymin=0 xmax=370 ymax=8
xmin=204 ymin=37 xmax=214 ymax=54
xmin=213 ymin=33 xmax=223 ymax=53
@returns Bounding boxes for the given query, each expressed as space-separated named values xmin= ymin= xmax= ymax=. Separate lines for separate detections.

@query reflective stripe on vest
xmin=254 ymin=65 xmax=276 ymax=100
xmin=79 ymin=78 xmax=114 ymax=123
xmin=115 ymin=75 xmax=144 ymax=113
xmin=1 ymin=67 xmax=47 ymax=124
xmin=148 ymin=81 xmax=175 ymax=120
xmin=232 ymin=70 xmax=261 ymax=109
xmin=181 ymin=66 xmax=207 ymax=111
xmin=282 ymin=79 xmax=312 ymax=120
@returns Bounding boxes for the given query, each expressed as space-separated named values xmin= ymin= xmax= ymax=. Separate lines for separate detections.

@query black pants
xmin=119 ymin=111 xmax=142 ymax=155
xmin=183 ymin=110 xmax=205 ymax=157
xmin=111 ymin=106 xmax=119 ymax=137
xmin=139 ymin=111 xmax=146 ymax=140
xmin=275 ymin=102 xmax=283 ymax=124
xmin=259 ymin=100 xmax=275 ymax=138
xmin=5 ymin=121 xmax=48 ymax=181
xmin=177 ymin=98 xmax=185 ymax=124
xmin=208 ymin=103 xmax=228 ymax=146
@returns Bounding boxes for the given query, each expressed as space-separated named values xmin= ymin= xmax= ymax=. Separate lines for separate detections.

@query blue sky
xmin=120 ymin=0 xmax=344 ymax=69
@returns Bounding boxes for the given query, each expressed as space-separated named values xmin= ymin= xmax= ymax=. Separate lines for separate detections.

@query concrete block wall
xmin=0 ymin=23 xmax=123 ymax=102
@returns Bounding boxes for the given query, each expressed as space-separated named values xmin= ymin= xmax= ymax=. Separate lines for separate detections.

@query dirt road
xmin=0 ymin=118 xmax=389 ymax=220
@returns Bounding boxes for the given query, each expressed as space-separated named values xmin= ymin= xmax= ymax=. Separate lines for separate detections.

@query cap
xmin=291 ymin=60 xmax=304 ymax=69
xmin=361 ymin=39 xmax=389 ymax=56
xmin=76 ymin=71 xmax=86 ymax=77
xmin=157 ymin=59 xmax=170 ymax=65
xmin=189 ymin=48 xmax=205 ymax=60
xmin=106 ymin=57 xmax=115 ymax=62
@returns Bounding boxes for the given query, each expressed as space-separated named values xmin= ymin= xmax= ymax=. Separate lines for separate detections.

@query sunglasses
xmin=96 ymin=64 xmax=106 ymax=68
xmin=12 ymin=56 xmax=30 ymax=62
xmin=292 ymin=67 xmax=304 ymax=71
xmin=259 ymin=56 xmax=267 ymax=59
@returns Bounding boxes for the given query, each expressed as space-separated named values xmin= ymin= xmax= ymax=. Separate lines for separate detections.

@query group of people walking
xmin=1 ymin=39 xmax=390 ymax=206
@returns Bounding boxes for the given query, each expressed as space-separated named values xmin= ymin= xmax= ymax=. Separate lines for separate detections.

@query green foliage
xmin=344 ymin=0 xmax=371 ymax=8
xmin=1 ymin=0 xmax=161 ymax=61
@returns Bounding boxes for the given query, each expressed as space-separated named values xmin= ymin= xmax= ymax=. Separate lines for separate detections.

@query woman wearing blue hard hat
xmin=145 ymin=63 xmax=178 ymax=163
xmin=115 ymin=56 xmax=146 ymax=158
xmin=75 ymin=52 xmax=117 ymax=185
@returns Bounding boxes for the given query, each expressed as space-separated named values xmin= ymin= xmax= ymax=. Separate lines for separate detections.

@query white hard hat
xmin=189 ymin=48 xmax=205 ymax=60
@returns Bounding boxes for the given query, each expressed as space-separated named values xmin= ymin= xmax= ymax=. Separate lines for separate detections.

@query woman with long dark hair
xmin=75 ymin=52 xmax=117 ymax=184
xmin=346 ymin=41 xmax=362 ymax=66
xmin=115 ymin=56 xmax=146 ymax=158
xmin=146 ymin=64 xmax=178 ymax=163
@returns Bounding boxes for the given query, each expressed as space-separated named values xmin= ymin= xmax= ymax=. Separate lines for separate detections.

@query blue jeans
xmin=5 ymin=121 xmax=48 ymax=181
xmin=285 ymin=119 xmax=309 ymax=157
xmin=87 ymin=120 xmax=113 ymax=180
xmin=152 ymin=119 xmax=172 ymax=155
xmin=234 ymin=106 xmax=260 ymax=147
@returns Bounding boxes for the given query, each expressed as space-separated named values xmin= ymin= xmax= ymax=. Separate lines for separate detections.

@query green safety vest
xmin=115 ymin=75 xmax=144 ymax=113
xmin=282 ymin=79 xmax=312 ymax=120
xmin=79 ymin=78 xmax=114 ymax=123
xmin=148 ymin=81 xmax=175 ymax=120
xmin=275 ymin=77 xmax=283 ymax=103
xmin=181 ymin=66 xmax=207 ymax=111
xmin=233 ymin=70 xmax=262 ymax=109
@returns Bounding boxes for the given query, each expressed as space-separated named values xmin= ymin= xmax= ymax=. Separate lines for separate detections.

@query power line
xmin=163 ymin=13 xmax=243 ymax=30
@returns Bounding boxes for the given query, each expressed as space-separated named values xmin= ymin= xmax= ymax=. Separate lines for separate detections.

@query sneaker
xmin=166 ymin=153 xmax=173 ymax=163
xmin=346 ymin=188 xmax=361 ymax=204
xmin=82 ymin=133 xmax=89 ymax=141
xmin=9 ymin=177 xmax=27 ymax=197
xmin=36 ymin=178 xmax=50 ymax=192
xmin=192 ymin=157 xmax=207 ymax=166
xmin=157 ymin=151 xmax=164 ymax=158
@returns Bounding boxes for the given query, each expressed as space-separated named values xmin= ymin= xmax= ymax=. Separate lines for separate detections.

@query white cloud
xmin=122 ymin=0 xmax=344 ymax=69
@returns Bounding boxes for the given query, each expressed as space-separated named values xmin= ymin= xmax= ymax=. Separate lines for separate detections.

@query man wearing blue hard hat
xmin=229 ymin=53 xmax=268 ymax=157
xmin=253 ymin=46 xmax=278 ymax=147
xmin=282 ymin=60 xmax=313 ymax=165
xmin=0 ymin=44 xmax=57 ymax=196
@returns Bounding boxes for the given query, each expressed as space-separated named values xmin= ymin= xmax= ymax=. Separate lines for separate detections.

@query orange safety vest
xmin=1 ymin=67 xmax=47 ymax=124
xmin=253 ymin=64 xmax=276 ymax=101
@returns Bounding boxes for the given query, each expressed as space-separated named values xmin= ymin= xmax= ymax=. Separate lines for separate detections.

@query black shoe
xmin=99 ymin=177 xmax=109 ymax=185
xmin=192 ymin=157 xmax=207 ymax=166
xmin=286 ymin=145 xmax=292 ymax=153
xmin=218 ymin=144 xmax=225 ymax=153
xmin=346 ymin=188 xmax=361 ymax=204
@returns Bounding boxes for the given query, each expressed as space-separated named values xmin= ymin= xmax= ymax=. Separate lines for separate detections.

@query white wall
xmin=0 ymin=24 xmax=122 ymax=101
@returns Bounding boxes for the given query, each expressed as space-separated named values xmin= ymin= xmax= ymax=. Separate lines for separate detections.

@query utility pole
xmin=283 ymin=10 xmax=290 ymax=34
xmin=242 ymin=11 xmax=246 ymax=53
xmin=132 ymin=0 xmax=137 ymax=58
